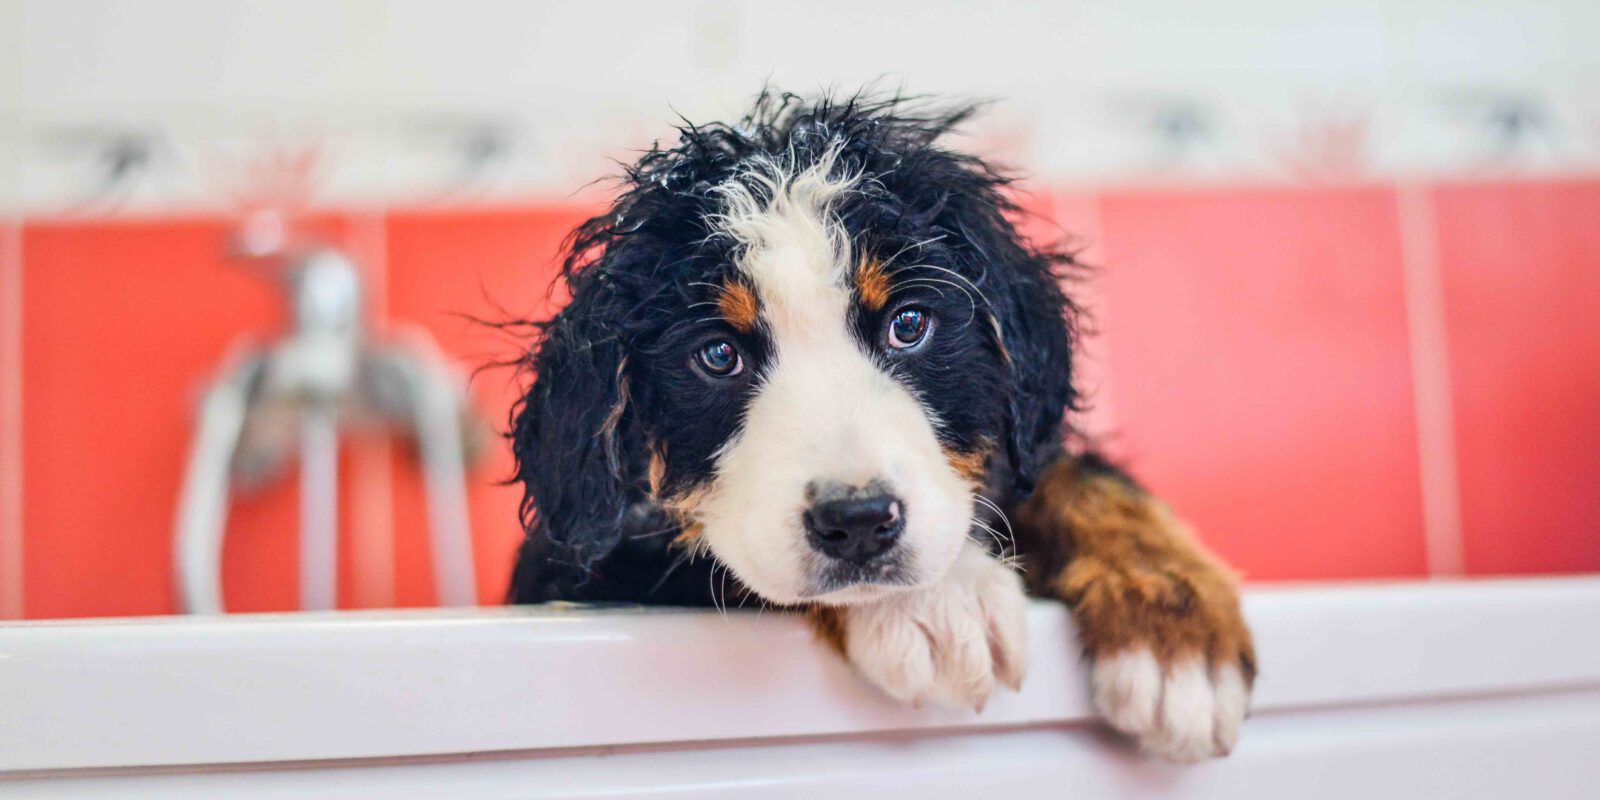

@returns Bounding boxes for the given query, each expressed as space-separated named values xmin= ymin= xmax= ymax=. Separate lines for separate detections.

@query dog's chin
xmin=794 ymin=543 xmax=966 ymax=607
xmin=731 ymin=554 xmax=941 ymax=608
xmin=804 ymin=582 xmax=903 ymax=606
xmin=806 ymin=582 xmax=896 ymax=604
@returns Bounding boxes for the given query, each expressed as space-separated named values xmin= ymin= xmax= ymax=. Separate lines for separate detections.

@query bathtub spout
xmin=173 ymin=219 xmax=479 ymax=613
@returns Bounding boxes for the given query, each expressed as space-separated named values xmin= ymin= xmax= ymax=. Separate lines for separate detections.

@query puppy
xmin=507 ymin=92 xmax=1255 ymax=761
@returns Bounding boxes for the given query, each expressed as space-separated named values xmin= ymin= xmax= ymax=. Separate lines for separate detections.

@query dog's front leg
xmin=1016 ymin=454 xmax=1256 ymax=761
xmin=808 ymin=540 xmax=1030 ymax=711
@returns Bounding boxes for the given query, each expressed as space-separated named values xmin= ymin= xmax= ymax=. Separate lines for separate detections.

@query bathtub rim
xmin=3 ymin=575 xmax=1599 ymax=773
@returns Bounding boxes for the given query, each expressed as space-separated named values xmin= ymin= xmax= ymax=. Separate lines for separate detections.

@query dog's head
xmin=512 ymin=93 xmax=1077 ymax=606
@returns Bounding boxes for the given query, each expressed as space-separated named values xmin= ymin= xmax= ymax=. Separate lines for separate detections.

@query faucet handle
xmin=232 ymin=207 xmax=292 ymax=262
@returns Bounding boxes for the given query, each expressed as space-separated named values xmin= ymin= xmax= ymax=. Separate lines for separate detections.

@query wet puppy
xmin=507 ymin=92 xmax=1255 ymax=761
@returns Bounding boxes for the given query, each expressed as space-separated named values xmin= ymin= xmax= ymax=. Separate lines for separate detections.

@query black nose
xmin=804 ymin=492 xmax=904 ymax=564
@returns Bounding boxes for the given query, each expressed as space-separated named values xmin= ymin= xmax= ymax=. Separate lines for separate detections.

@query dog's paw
xmin=1067 ymin=559 xmax=1257 ymax=762
xmin=840 ymin=543 xmax=1028 ymax=711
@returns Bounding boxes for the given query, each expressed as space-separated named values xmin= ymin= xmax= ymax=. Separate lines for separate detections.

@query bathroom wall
xmin=2 ymin=0 xmax=1597 ymax=618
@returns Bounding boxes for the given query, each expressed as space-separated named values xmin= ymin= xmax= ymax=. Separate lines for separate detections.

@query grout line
xmin=351 ymin=211 xmax=395 ymax=608
xmin=1 ymin=219 xmax=22 ymax=619
xmin=1396 ymin=183 xmax=1466 ymax=578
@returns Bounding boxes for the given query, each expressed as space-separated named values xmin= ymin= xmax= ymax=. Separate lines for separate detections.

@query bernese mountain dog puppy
xmin=507 ymin=91 xmax=1255 ymax=761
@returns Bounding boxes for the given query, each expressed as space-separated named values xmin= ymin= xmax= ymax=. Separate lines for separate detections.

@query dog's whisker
xmin=891 ymin=281 xmax=950 ymax=300
xmin=895 ymin=277 xmax=974 ymax=307
xmin=971 ymin=519 xmax=1010 ymax=553
xmin=706 ymin=563 xmax=722 ymax=616
xmin=708 ymin=560 xmax=733 ymax=618
xmin=649 ymin=549 xmax=694 ymax=596
xmin=880 ymin=234 xmax=949 ymax=268
xmin=974 ymin=517 xmax=1010 ymax=549
xmin=973 ymin=494 xmax=1017 ymax=545
xmin=970 ymin=521 xmax=1023 ymax=566
xmin=997 ymin=552 xmax=1028 ymax=574
xmin=629 ymin=526 xmax=682 ymax=539
xmin=911 ymin=262 xmax=990 ymax=307
xmin=966 ymin=521 xmax=1004 ymax=553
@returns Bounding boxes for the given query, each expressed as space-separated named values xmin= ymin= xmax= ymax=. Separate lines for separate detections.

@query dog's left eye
xmin=694 ymin=340 xmax=744 ymax=378
xmin=887 ymin=307 xmax=931 ymax=350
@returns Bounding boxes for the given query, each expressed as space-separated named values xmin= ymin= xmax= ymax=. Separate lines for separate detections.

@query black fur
xmin=508 ymin=90 xmax=1080 ymax=606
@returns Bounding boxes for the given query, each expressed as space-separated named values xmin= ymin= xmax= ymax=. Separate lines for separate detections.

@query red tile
xmin=21 ymin=218 xmax=283 ymax=617
xmin=1008 ymin=183 xmax=1061 ymax=252
xmin=20 ymin=215 xmax=383 ymax=618
xmin=384 ymin=204 xmax=593 ymax=605
xmin=1092 ymin=186 xmax=1428 ymax=581
xmin=1051 ymin=191 xmax=1116 ymax=441
xmin=1432 ymin=180 xmax=1600 ymax=576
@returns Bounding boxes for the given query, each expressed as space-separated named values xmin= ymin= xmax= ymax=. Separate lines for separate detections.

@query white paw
xmin=841 ymin=544 xmax=1028 ymax=711
xmin=1092 ymin=649 xmax=1250 ymax=761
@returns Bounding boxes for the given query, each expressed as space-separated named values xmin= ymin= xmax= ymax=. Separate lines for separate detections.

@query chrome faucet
xmin=174 ymin=210 xmax=480 ymax=613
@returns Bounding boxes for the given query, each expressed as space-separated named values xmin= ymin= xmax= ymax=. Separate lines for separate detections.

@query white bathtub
xmin=2 ymin=577 xmax=1598 ymax=798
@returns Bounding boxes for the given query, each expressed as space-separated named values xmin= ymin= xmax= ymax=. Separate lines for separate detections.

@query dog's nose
xmin=804 ymin=492 xmax=904 ymax=564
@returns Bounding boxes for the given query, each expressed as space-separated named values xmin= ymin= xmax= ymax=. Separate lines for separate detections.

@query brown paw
xmin=1065 ymin=552 xmax=1256 ymax=761
xmin=1017 ymin=455 xmax=1257 ymax=762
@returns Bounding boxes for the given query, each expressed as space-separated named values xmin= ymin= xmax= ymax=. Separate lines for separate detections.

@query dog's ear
xmin=511 ymin=284 xmax=646 ymax=579
xmin=992 ymin=246 xmax=1078 ymax=496
xmin=937 ymin=177 xmax=1078 ymax=497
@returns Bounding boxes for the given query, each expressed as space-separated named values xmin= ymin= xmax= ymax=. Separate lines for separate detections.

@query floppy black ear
xmin=991 ymin=240 xmax=1078 ymax=496
xmin=938 ymin=177 xmax=1079 ymax=498
xmin=509 ymin=283 xmax=647 ymax=589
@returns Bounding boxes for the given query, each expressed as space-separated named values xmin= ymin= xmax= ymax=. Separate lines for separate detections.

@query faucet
xmin=174 ymin=210 xmax=480 ymax=613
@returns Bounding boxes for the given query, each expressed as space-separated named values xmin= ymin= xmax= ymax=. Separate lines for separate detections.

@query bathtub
xmin=2 ymin=577 xmax=1597 ymax=798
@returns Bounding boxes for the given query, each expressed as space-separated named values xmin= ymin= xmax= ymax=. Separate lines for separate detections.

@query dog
xmin=506 ymin=91 xmax=1255 ymax=761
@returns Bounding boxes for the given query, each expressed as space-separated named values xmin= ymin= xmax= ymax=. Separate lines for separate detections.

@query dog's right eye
xmin=694 ymin=340 xmax=744 ymax=378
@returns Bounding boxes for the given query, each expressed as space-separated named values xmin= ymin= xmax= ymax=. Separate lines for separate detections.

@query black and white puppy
xmin=508 ymin=92 xmax=1255 ymax=761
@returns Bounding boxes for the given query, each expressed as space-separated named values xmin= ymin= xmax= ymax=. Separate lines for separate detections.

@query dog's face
xmin=648 ymin=149 xmax=1006 ymax=604
xmin=513 ymin=95 xmax=1075 ymax=607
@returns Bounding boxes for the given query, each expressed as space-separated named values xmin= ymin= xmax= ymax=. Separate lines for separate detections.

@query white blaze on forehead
xmin=712 ymin=147 xmax=857 ymax=328
xmin=695 ymin=148 xmax=974 ymax=604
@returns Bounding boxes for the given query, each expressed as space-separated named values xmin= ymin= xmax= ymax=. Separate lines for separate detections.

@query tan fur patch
xmin=660 ymin=485 xmax=709 ymax=550
xmin=806 ymin=606 xmax=848 ymax=654
xmin=943 ymin=445 xmax=991 ymax=485
xmin=1015 ymin=457 xmax=1256 ymax=684
xmin=718 ymin=280 xmax=759 ymax=333
xmin=672 ymin=521 xmax=704 ymax=548
xmin=855 ymin=257 xmax=891 ymax=312
xmin=646 ymin=442 xmax=668 ymax=498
